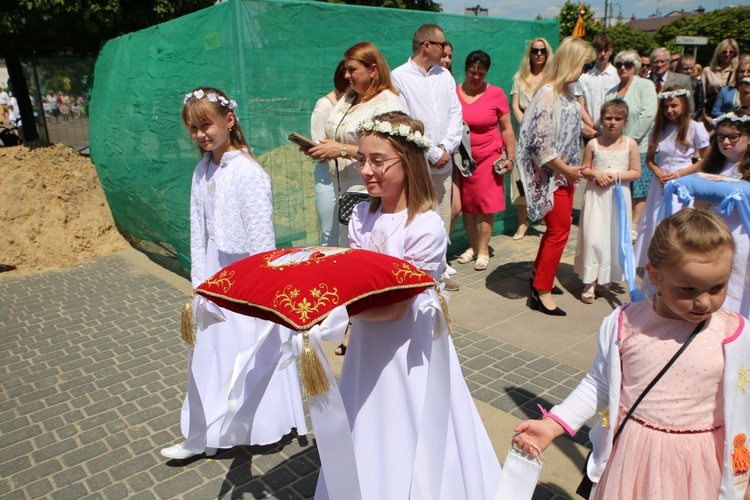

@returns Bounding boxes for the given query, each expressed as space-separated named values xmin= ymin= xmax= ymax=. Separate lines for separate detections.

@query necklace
xmin=368 ymin=211 xmax=406 ymax=254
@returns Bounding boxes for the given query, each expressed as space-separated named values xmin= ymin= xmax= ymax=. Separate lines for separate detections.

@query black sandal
xmin=334 ymin=343 xmax=347 ymax=356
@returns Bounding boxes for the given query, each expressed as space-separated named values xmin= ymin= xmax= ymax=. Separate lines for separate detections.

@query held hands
xmin=658 ymin=171 xmax=679 ymax=187
xmin=562 ymin=164 xmax=588 ymax=184
xmin=307 ymin=139 xmax=342 ymax=162
xmin=512 ymin=418 xmax=565 ymax=458
xmin=593 ymin=171 xmax=616 ymax=188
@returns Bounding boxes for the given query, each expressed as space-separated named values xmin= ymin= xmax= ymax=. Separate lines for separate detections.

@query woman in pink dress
xmin=455 ymin=50 xmax=515 ymax=271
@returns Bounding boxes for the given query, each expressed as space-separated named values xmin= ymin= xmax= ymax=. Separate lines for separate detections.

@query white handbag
xmin=494 ymin=433 xmax=544 ymax=500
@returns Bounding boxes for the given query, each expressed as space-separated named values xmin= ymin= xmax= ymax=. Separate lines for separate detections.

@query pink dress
xmin=594 ymin=301 xmax=739 ymax=499
xmin=456 ymin=84 xmax=510 ymax=214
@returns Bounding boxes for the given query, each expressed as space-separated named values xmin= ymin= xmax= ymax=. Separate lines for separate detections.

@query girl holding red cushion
xmin=314 ymin=111 xmax=501 ymax=499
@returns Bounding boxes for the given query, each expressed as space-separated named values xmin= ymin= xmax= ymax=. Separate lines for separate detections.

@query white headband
xmin=356 ymin=119 xmax=432 ymax=151
xmin=712 ymin=112 xmax=750 ymax=127
xmin=658 ymin=88 xmax=691 ymax=100
xmin=183 ymin=89 xmax=237 ymax=110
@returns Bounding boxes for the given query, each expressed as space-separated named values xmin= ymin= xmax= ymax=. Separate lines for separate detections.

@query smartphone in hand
xmin=288 ymin=133 xmax=317 ymax=149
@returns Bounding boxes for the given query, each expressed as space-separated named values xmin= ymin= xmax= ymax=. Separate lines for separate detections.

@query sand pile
xmin=0 ymin=144 xmax=128 ymax=271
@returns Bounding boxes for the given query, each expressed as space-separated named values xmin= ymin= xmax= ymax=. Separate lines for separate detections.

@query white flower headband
xmin=657 ymin=88 xmax=691 ymax=100
xmin=182 ymin=89 xmax=238 ymax=111
xmin=712 ymin=112 xmax=750 ymax=127
xmin=356 ymin=119 xmax=432 ymax=151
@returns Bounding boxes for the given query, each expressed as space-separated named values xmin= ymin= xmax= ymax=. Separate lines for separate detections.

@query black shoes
xmin=528 ymin=287 xmax=567 ymax=316
xmin=529 ymin=273 xmax=564 ymax=295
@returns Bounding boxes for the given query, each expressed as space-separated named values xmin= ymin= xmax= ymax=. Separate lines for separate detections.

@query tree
xmin=0 ymin=0 xmax=214 ymax=142
xmin=654 ymin=6 xmax=750 ymax=64
xmin=318 ymin=0 xmax=441 ymax=12
xmin=607 ymin=23 xmax=656 ymax=56
xmin=557 ymin=1 xmax=602 ymax=42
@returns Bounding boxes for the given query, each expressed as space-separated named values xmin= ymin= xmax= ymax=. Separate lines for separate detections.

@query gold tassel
xmin=181 ymin=292 xmax=197 ymax=346
xmin=299 ymin=331 xmax=331 ymax=397
xmin=435 ymin=285 xmax=454 ymax=335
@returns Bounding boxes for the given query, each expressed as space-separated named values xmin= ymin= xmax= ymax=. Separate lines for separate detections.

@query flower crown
xmin=355 ymin=119 xmax=432 ymax=151
xmin=182 ymin=89 xmax=238 ymax=111
xmin=712 ymin=112 xmax=750 ymax=127
xmin=657 ymin=88 xmax=691 ymax=100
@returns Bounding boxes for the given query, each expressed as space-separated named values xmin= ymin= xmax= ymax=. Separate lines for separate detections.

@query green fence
xmin=89 ymin=0 xmax=558 ymax=271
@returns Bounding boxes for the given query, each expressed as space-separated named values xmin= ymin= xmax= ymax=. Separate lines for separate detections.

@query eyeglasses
xmin=717 ymin=133 xmax=743 ymax=143
xmin=615 ymin=61 xmax=635 ymax=70
xmin=426 ymin=40 xmax=447 ymax=50
xmin=530 ymin=47 xmax=547 ymax=55
xmin=354 ymin=154 xmax=401 ymax=173
xmin=583 ymin=61 xmax=595 ymax=72
xmin=723 ymin=50 xmax=738 ymax=56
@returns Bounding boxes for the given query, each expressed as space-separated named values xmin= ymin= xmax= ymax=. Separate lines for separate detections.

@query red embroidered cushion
xmin=195 ymin=247 xmax=436 ymax=330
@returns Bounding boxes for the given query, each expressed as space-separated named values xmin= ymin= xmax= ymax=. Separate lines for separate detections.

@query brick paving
xmin=1 ymin=218 xmax=598 ymax=499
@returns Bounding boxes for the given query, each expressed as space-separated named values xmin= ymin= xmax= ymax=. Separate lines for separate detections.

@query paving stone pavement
xmin=1 ymin=206 xmax=617 ymax=499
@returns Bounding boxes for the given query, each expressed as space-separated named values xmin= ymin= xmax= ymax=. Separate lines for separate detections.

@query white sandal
xmin=456 ymin=249 xmax=475 ymax=264
xmin=581 ymin=284 xmax=596 ymax=304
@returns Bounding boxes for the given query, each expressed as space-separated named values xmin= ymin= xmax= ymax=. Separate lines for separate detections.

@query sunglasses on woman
xmin=723 ymin=49 xmax=738 ymax=56
xmin=530 ymin=48 xmax=547 ymax=55
xmin=615 ymin=61 xmax=635 ymax=70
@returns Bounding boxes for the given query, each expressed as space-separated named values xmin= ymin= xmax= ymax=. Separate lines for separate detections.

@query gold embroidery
xmin=392 ymin=262 xmax=426 ymax=284
xmin=263 ymin=247 xmax=351 ymax=269
xmin=738 ymin=365 xmax=750 ymax=394
xmin=204 ymin=269 xmax=235 ymax=293
xmin=273 ymin=284 xmax=340 ymax=323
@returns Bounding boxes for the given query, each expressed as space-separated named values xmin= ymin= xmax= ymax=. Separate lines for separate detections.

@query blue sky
xmin=438 ymin=0 xmax=735 ymax=21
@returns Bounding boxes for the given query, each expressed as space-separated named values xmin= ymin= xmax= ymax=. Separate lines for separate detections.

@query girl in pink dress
xmin=515 ymin=208 xmax=750 ymax=499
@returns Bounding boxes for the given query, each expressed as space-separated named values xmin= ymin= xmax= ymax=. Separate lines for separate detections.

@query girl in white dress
xmin=634 ymin=88 xmax=710 ymax=266
xmin=315 ymin=111 xmax=501 ymax=499
xmin=700 ymin=110 xmax=750 ymax=317
xmin=575 ymin=100 xmax=641 ymax=303
xmin=161 ymin=88 xmax=307 ymax=460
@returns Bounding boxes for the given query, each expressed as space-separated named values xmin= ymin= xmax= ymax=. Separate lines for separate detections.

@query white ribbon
xmin=409 ymin=287 xmax=452 ymax=499
xmin=279 ymin=306 xmax=362 ymax=500
xmin=184 ymin=296 xmax=277 ymax=452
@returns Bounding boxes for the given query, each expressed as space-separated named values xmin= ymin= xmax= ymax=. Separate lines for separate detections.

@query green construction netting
xmin=89 ymin=0 xmax=558 ymax=271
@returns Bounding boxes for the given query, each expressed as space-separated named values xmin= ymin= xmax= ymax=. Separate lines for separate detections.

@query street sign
xmin=676 ymin=36 xmax=708 ymax=45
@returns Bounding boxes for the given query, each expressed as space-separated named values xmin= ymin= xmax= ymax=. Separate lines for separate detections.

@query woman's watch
xmin=340 ymin=145 xmax=348 ymax=158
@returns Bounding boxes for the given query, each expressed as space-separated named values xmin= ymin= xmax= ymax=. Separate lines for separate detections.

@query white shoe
xmin=160 ymin=443 xmax=216 ymax=460
xmin=445 ymin=265 xmax=457 ymax=276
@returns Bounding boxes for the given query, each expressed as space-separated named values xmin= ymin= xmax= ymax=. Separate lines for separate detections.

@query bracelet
xmin=340 ymin=145 xmax=348 ymax=158
xmin=507 ymin=158 xmax=515 ymax=164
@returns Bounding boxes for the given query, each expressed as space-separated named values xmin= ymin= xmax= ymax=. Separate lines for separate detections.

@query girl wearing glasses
xmin=703 ymin=39 xmax=741 ymax=119
xmin=510 ymin=37 xmax=554 ymax=240
xmin=606 ymin=49 xmax=658 ymax=241
xmin=699 ymin=110 xmax=750 ymax=318
xmin=315 ymin=111 xmax=501 ymax=499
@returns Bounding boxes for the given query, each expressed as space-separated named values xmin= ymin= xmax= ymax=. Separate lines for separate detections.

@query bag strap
xmin=333 ymin=98 xmax=355 ymax=199
xmin=612 ymin=318 xmax=706 ymax=444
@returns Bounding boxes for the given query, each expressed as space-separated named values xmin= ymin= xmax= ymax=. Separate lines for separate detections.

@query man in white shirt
xmin=391 ymin=24 xmax=463 ymax=291
xmin=578 ymin=35 xmax=620 ymax=131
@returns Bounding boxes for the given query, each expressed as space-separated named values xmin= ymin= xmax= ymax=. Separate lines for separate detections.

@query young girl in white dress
xmin=516 ymin=208 xmax=750 ymax=500
xmin=634 ymin=88 xmax=710 ymax=266
xmin=699 ymin=110 xmax=750 ymax=318
xmin=161 ymin=88 xmax=307 ymax=460
xmin=574 ymin=100 xmax=641 ymax=303
xmin=315 ymin=111 xmax=501 ymax=499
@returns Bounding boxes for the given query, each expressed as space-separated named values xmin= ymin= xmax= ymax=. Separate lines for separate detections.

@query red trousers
xmin=532 ymin=184 xmax=575 ymax=291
